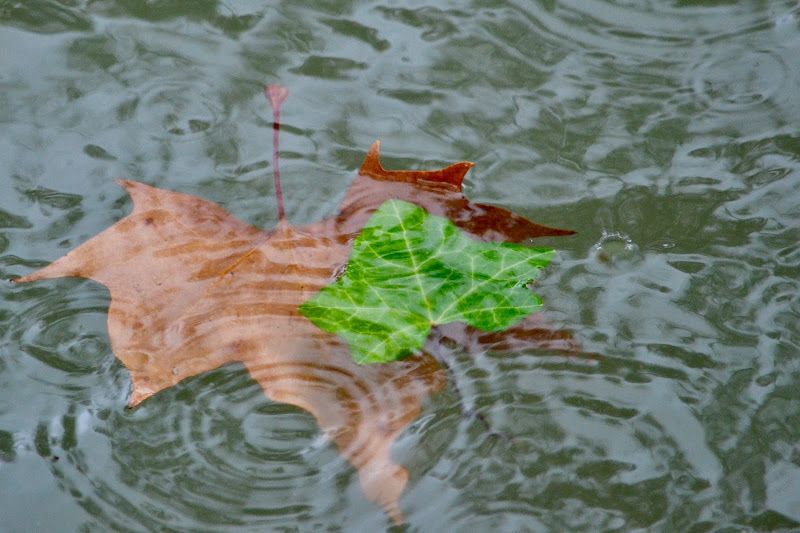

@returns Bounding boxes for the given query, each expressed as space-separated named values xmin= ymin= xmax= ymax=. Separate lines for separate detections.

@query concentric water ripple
xmin=402 ymin=349 xmax=721 ymax=530
xmin=4 ymin=0 xmax=800 ymax=530
xmin=6 ymin=281 xmax=125 ymax=403
xmin=501 ymin=0 xmax=792 ymax=57
xmin=128 ymin=76 xmax=225 ymax=141
xmin=691 ymin=48 xmax=789 ymax=112
xmin=26 ymin=366 xmax=375 ymax=531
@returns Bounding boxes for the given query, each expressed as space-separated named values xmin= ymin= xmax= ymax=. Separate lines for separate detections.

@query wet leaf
xmin=301 ymin=199 xmax=554 ymax=364
xmin=13 ymin=87 xmax=576 ymax=524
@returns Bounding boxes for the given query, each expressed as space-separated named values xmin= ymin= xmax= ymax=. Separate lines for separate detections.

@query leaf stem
xmin=264 ymin=84 xmax=289 ymax=222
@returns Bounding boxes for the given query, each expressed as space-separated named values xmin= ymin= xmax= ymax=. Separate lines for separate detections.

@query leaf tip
xmin=361 ymin=140 xmax=384 ymax=175
xmin=11 ymin=271 xmax=49 ymax=283
xmin=127 ymin=387 xmax=150 ymax=409
xmin=114 ymin=178 xmax=135 ymax=191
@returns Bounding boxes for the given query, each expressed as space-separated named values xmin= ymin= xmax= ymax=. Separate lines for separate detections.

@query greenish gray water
xmin=2 ymin=1 xmax=800 ymax=531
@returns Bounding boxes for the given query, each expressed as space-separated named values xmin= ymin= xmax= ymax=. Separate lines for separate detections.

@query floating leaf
xmin=301 ymin=199 xmax=554 ymax=364
xmin=13 ymin=86 xmax=576 ymax=524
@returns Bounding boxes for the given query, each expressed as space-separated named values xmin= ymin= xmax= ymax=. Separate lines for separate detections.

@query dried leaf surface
xmin=14 ymin=142 xmax=575 ymax=523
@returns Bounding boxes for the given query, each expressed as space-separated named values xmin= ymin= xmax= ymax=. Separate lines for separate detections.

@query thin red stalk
xmin=264 ymin=84 xmax=289 ymax=222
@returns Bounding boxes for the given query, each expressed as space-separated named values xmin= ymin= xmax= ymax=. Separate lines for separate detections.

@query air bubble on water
xmin=592 ymin=231 xmax=642 ymax=267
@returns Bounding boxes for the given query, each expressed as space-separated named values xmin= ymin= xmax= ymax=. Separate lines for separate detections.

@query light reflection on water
xmin=2 ymin=0 xmax=800 ymax=531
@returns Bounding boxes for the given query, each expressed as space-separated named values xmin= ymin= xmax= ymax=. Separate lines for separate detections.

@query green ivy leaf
xmin=299 ymin=199 xmax=555 ymax=364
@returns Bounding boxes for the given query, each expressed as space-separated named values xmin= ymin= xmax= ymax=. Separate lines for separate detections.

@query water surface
xmin=2 ymin=1 xmax=800 ymax=531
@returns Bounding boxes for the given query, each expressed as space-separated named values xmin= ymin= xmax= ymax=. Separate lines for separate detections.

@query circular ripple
xmin=132 ymin=77 xmax=225 ymax=141
xmin=39 ymin=366 xmax=350 ymax=531
xmin=11 ymin=283 xmax=115 ymax=386
xmin=692 ymin=49 xmax=788 ymax=111
xmin=506 ymin=0 xmax=779 ymax=58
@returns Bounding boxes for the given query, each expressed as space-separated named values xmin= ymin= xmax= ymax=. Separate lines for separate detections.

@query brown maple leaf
xmin=13 ymin=86 xmax=575 ymax=524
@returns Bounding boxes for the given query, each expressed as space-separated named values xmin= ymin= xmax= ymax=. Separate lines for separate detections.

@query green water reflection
xmin=2 ymin=1 xmax=800 ymax=531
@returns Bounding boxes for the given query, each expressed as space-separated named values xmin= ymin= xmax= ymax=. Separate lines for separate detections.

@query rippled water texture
xmin=3 ymin=1 xmax=800 ymax=531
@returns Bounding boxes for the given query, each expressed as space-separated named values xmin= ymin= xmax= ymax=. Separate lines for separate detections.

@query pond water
xmin=3 ymin=1 xmax=800 ymax=531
